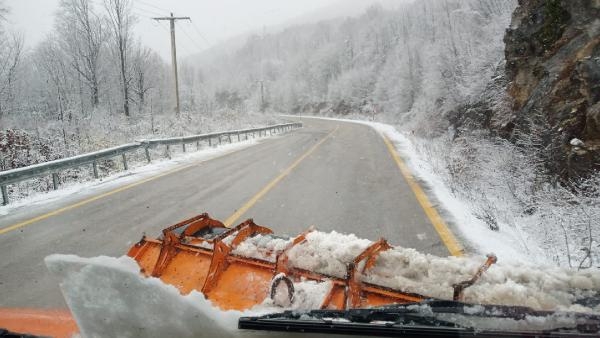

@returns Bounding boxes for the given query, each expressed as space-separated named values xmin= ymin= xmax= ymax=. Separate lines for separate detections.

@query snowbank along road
xmin=0 ymin=118 xmax=460 ymax=308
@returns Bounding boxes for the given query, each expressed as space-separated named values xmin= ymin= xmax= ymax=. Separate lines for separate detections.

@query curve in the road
xmin=0 ymin=118 xmax=463 ymax=308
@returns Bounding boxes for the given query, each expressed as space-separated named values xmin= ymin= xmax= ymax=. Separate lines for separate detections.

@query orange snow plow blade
xmin=127 ymin=213 xmax=494 ymax=311
xmin=0 ymin=308 xmax=78 ymax=338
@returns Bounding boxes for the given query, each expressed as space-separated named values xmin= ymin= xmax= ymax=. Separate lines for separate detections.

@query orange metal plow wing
xmin=127 ymin=213 xmax=493 ymax=311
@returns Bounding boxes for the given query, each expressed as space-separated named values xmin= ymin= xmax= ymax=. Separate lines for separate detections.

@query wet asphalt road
xmin=0 ymin=117 xmax=450 ymax=308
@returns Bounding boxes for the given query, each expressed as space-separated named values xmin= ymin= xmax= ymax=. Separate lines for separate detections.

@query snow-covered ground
xmin=0 ymin=138 xmax=263 ymax=217
xmin=368 ymin=121 xmax=536 ymax=264
xmin=292 ymin=116 xmax=559 ymax=266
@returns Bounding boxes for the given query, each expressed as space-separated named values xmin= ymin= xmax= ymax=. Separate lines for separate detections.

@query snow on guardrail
xmin=0 ymin=122 xmax=301 ymax=205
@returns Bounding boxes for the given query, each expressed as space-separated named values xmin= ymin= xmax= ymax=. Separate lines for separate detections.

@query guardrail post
xmin=209 ymin=137 xmax=212 ymax=147
xmin=245 ymin=132 xmax=248 ymax=141
xmin=1 ymin=185 xmax=8 ymax=205
xmin=237 ymin=132 xmax=240 ymax=142
xmin=166 ymin=145 xmax=171 ymax=159
xmin=228 ymin=134 xmax=232 ymax=143
xmin=196 ymin=141 xmax=200 ymax=150
xmin=52 ymin=173 xmax=59 ymax=190
xmin=219 ymin=135 xmax=222 ymax=145
xmin=121 ymin=153 xmax=128 ymax=170
xmin=182 ymin=143 xmax=186 ymax=153
xmin=145 ymin=147 xmax=151 ymax=163
xmin=92 ymin=161 xmax=99 ymax=179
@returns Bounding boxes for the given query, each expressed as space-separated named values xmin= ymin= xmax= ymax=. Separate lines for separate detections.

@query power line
xmin=89 ymin=0 xmax=157 ymax=18
xmin=135 ymin=0 xmax=170 ymax=13
xmin=93 ymin=0 xmax=212 ymax=49
xmin=188 ymin=20 xmax=212 ymax=46
xmin=134 ymin=1 xmax=168 ymax=16
xmin=132 ymin=5 xmax=163 ymax=18
xmin=179 ymin=23 xmax=206 ymax=52
xmin=90 ymin=1 xmax=201 ymax=58
xmin=151 ymin=19 xmax=195 ymax=57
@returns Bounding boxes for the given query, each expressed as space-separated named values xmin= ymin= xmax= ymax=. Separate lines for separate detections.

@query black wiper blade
xmin=318 ymin=305 xmax=462 ymax=328
xmin=239 ymin=317 xmax=597 ymax=338
xmin=239 ymin=315 xmax=599 ymax=338
xmin=238 ymin=300 xmax=600 ymax=337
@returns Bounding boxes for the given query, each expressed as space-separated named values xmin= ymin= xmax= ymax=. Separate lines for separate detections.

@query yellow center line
xmin=382 ymin=135 xmax=465 ymax=257
xmin=223 ymin=126 xmax=338 ymax=227
xmin=0 ymin=144 xmax=260 ymax=236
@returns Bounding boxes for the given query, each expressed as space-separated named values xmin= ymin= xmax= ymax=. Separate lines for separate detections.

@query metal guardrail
xmin=0 ymin=122 xmax=302 ymax=205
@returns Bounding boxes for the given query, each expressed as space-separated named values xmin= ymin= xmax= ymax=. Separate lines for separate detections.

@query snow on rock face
xmin=570 ymin=138 xmax=585 ymax=147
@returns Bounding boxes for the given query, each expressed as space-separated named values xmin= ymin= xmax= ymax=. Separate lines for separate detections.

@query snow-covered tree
xmin=56 ymin=0 xmax=105 ymax=108
xmin=103 ymin=0 xmax=135 ymax=117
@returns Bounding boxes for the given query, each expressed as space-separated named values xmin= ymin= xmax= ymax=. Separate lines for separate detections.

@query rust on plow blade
xmin=127 ymin=213 xmax=494 ymax=311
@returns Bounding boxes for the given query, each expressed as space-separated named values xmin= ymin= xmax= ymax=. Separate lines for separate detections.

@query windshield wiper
xmin=238 ymin=300 xmax=600 ymax=337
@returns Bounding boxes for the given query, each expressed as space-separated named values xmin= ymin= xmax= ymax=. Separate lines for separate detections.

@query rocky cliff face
xmin=503 ymin=0 xmax=600 ymax=178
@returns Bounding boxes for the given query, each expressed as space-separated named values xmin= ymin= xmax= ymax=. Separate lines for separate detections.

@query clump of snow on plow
xmin=287 ymin=231 xmax=372 ymax=277
xmin=366 ymin=248 xmax=600 ymax=312
xmin=286 ymin=230 xmax=600 ymax=313
xmin=232 ymin=234 xmax=292 ymax=262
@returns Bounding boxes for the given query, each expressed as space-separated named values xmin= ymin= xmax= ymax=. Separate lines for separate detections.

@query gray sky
xmin=6 ymin=0 xmax=350 ymax=60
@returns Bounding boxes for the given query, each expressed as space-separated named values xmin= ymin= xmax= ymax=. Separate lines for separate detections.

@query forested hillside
xmin=183 ymin=0 xmax=600 ymax=267
xmin=1 ymin=0 xmax=598 ymax=267
xmin=0 ymin=0 xmax=276 ymax=172
xmin=189 ymin=0 xmax=515 ymax=133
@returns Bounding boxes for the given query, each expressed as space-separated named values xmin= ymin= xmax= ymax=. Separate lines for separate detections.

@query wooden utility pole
xmin=257 ymin=80 xmax=265 ymax=112
xmin=153 ymin=13 xmax=190 ymax=116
